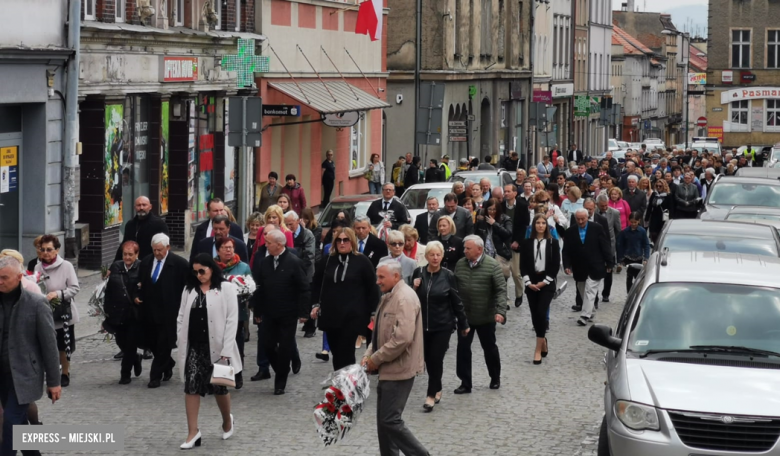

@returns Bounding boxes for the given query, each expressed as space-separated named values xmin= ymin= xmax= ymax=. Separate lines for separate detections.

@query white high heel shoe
xmin=180 ymin=431 xmax=201 ymax=449
xmin=222 ymin=414 xmax=234 ymax=440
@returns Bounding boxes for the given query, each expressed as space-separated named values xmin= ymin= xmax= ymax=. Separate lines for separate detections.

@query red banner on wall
xmin=199 ymin=134 xmax=214 ymax=150
xmin=707 ymin=127 xmax=724 ymax=143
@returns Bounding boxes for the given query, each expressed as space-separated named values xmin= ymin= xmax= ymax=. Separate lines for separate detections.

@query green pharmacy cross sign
xmin=221 ymin=39 xmax=269 ymax=89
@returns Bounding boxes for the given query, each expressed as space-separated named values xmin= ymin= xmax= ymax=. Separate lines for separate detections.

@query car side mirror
xmin=588 ymin=324 xmax=622 ymax=351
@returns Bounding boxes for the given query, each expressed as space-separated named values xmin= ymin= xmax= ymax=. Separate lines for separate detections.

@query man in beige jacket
xmin=362 ymin=260 xmax=428 ymax=456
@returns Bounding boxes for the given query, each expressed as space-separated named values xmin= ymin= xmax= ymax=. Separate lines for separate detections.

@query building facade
xmin=76 ymin=0 xmax=261 ymax=267
xmin=706 ymin=0 xmax=780 ymax=148
xmin=587 ymin=0 xmax=612 ymax=155
xmin=572 ymin=0 xmax=589 ymax=149
xmin=550 ymin=0 xmax=574 ymax=152
xmin=385 ymin=0 xmax=531 ymax=169
xmin=0 ymin=1 xmax=72 ymax=263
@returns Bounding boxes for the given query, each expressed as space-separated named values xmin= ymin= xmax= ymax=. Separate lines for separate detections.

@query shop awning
xmin=268 ymin=82 xmax=390 ymax=114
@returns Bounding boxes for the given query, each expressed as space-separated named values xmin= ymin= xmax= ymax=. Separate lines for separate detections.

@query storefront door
xmin=0 ymin=138 xmax=21 ymax=251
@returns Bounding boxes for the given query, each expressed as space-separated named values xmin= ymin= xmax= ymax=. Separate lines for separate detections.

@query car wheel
xmin=597 ymin=416 xmax=611 ymax=456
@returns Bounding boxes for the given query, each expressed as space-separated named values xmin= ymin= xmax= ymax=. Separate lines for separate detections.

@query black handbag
xmin=52 ymin=297 xmax=72 ymax=322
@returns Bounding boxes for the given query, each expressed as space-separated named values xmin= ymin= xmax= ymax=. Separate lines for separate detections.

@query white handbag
xmin=210 ymin=360 xmax=235 ymax=387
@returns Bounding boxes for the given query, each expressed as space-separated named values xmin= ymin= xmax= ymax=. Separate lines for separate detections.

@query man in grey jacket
xmin=428 ymin=193 xmax=475 ymax=241
xmin=0 ymin=256 xmax=61 ymax=455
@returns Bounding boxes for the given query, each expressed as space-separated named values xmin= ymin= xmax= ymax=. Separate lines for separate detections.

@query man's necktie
xmin=359 ymin=240 xmax=365 ymax=253
xmin=536 ymin=240 xmax=543 ymax=261
xmin=152 ymin=261 xmax=162 ymax=284
xmin=384 ymin=202 xmax=389 ymax=212
xmin=273 ymin=257 xmax=279 ymax=270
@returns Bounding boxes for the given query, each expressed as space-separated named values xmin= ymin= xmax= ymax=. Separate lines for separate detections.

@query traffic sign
xmin=449 ymin=136 xmax=467 ymax=142
xmin=696 ymin=116 xmax=707 ymax=127
xmin=449 ymin=128 xmax=467 ymax=134
xmin=448 ymin=121 xmax=467 ymax=127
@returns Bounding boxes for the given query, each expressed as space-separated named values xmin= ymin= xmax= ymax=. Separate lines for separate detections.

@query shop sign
xmin=0 ymin=147 xmax=18 ymax=194
xmin=323 ymin=111 xmax=360 ymax=128
xmin=221 ymin=39 xmax=270 ymax=89
xmin=532 ymin=90 xmax=552 ymax=103
xmin=741 ymin=71 xmax=756 ymax=83
xmin=712 ymin=107 xmax=723 ymax=112
xmin=722 ymin=70 xmax=733 ymax=84
xmin=707 ymin=126 xmax=724 ymax=143
xmin=720 ymin=87 xmax=780 ymax=104
xmin=551 ymin=83 xmax=574 ymax=98
xmin=687 ymin=73 xmax=706 ymax=85
xmin=262 ymin=105 xmax=301 ymax=117
xmin=574 ymin=95 xmax=590 ymax=117
xmin=160 ymin=57 xmax=198 ymax=82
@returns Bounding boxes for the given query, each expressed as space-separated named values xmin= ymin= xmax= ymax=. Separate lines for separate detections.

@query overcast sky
xmin=611 ymin=0 xmax=706 ymax=12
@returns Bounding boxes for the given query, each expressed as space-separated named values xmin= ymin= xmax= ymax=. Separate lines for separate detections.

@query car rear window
xmin=661 ymin=233 xmax=779 ymax=256
xmin=708 ymin=183 xmax=780 ymax=208
xmin=400 ymin=188 xmax=450 ymax=209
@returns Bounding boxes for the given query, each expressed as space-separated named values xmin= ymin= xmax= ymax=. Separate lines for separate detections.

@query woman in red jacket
xmin=280 ymin=174 xmax=307 ymax=215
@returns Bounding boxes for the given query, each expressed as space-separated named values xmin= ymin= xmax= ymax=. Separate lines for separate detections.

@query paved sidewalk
xmin=36 ymin=271 xmax=625 ymax=455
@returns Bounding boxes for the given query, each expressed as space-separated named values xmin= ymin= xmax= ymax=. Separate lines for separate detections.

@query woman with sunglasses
xmin=310 ymin=228 xmax=380 ymax=370
xmin=379 ymin=230 xmax=417 ymax=285
xmin=177 ymin=253 xmax=241 ymax=449
xmin=34 ymin=234 xmax=80 ymax=388
xmin=645 ymin=179 xmax=672 ymax=245
xmin=520 ymin=214 xmax=560 ymax=365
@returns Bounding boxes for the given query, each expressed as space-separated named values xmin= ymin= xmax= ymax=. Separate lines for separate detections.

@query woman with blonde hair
xmin=607 ymin=187 xmax=631 ymax=229
xmin=399 ymin=224 xmax=427 ymax=266
xmin=0 ymin=249 xmax=41 ymax=294
xmin=561 ymin=186 xmax=584 ymax=220
xmin=638 ymin=177 xmax=653 ymax=209
xmin=433 ymin=215 xmax=464 ymax=272
xmin=249 ymin=205 xmax=294 ymax=265
xmin=243 ymin=212 xmax=263 ymax=254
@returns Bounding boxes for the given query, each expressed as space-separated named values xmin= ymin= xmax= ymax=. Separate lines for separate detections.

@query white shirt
xmin=533 ymin=238 xmax=547 ymax=273
xmin=205 ymin=220 xmax=214 ymax=238
xmin=151 ymin=253 xmax=168 ymax=278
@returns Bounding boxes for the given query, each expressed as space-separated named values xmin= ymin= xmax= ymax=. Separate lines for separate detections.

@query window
xmin=84 ymin=0 xmax=96 ymax=20
xmin=174 ymin=0 xmax=184 ymax=26
xmin=349 ymin=112 xmax=369 ymax=176
xmin=767 ymin=99 xmax=780 ymax=129
xmin=769 ymin=30 xmax=780 ymax=69
xmin=215 ymin=0 xmax=222 ymax=30
xmin=730 ymin=99 xmax=749 ymax=132
xmin=235 ymin=0 xmax=241 ymax=31
xmin=115 ymin=0 xmax=125 ymax=22
xmin=731 ymin=29 xmax=751 ymax=68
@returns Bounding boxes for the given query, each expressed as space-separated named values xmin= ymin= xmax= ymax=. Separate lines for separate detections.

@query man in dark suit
xmin=428 ymin=193 xmax=474 ymax=241
xmin=190 ymin=215 xmax=249 ymax=263
xmin=366 ymin=183 xmax=411 ymax=230
xmin=137 ymin=233 xmax=189 ymax=388
xmin=568 ymin=143 xmax=584 ymax=164
xmin=413 ymin=196 xmax=439 ymax=244
xmin=251 ymin=230 xmax=310 ymax=395
xmin=353 ymin=215 xmax=388 ymax=268
xmin=563 ymin=209 xmax=613 ymax=326
xmin=503 ymin=183 xmax=530 ymax=308
xmin=618 ymin=161 xmax=641 ymax=190
xmin=192 ymin=198 xmax=244 ymax=252
xmin=115 ymin=196 xmax=169 ymax=262
xmin=571 ymin=199 xmax=612 ymax=311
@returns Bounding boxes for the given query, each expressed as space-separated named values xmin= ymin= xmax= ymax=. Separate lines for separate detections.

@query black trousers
xmin=262 ymin=317 xmax=298 ymax=390
xmin=327 ymin=328 xmax=361 ymax=371
xmin=301 ymin=318 xmax=316 ymax=334
xmin=322 ymin=179 xmax=334 ymax=206
xmin=422 ymin=330 xmax=451 ymax=398
xmin=602 ymin=270 xmax=613 ymax=299
xmin=626 ymin=266 xmax=641 ymax=293
xmin=526 ymin=284 xmax=555 ymax=338
xmin=115 ymin=322 xmax=139 ymax=378
xmin=456 ymin=323 xmax=500 ymax=389
xmin=149 ymin=325 xmax=174 ymax=381
xmin=236 ymin=323 xmax=245 ymax=361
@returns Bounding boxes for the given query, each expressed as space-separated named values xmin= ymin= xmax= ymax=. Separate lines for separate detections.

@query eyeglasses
xmin=537 ymin=199 xmax=550 ymax=203
xmin=389 ymin=242 xmax=404 ymax=247
xmin=38 ymin=248 xmax=56 ymax=253
xmin=335 ymin=238 xmax=350 ymax=244
xmin=192 ymin=268 xmax=208 ymax=276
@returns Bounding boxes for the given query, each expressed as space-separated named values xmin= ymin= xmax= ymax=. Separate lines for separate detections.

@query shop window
xmin=766 ymin=99 xmax=780 ymax=131
xmin=731 ymin=29 xmax=751 ymax=69
xmin=119 ymin=96 xmax=151 ymax=234
xmin=84 ymin=0 xmax=96 ymax=20
xmin=729 ymin=100 xmax=749 ymax=132
xmin=189 ymin=96 xmax=218 ymax=223
xmin=768 ymin=30 xmax=780 ymax=69
xmin=349 ymin=112 xmax=368 ymax=175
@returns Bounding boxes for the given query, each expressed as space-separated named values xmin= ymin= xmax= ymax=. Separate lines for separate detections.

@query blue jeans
xmin=256 ymin=324 xmax=300 ymax=373
xmin=369 ymin=181 xmax=383 ymax=194
xmin=1 ymin=382 xmax=29 ymax=456
xmin=322 ymin=332 xmax=330 ymax=352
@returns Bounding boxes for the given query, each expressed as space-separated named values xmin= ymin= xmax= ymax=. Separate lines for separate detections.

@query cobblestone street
xmin=38 ymin=272 xmax=626 ymax=455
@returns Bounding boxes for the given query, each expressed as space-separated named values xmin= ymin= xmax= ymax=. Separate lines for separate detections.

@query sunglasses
xmin=335 ymin=238 xmax=350 ymax=244
xmin=192 ymin=268 xmax=208 ymax=276
xmin=38 ymin=248 xmax=56 ymax=253
xmin=537 ymin=199 xmax=550 ymax=203
xmin=389 ymin=242 xmax=404 ymax=247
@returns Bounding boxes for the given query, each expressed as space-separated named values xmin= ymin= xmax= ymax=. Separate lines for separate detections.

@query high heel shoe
xmin=180 ymin=431 xmax=201 ymax=449
xmin=533 ymin=357 xmax=542 ymax=365
xmin=434 ymin=391 xmax=442 ymax=404
xmin=222 ymin=414 xmax=234 ymax=440
xmin=423 ymin=397 xmax=435 ymax=412
xmin=542 ymin=337 xmax=548 ymax=358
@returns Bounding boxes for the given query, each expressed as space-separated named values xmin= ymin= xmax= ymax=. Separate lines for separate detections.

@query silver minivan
xmin=590 ymin=250 xmax=780 ymax=456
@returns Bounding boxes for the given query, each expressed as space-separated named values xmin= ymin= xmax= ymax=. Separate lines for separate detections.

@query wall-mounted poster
xmin=198 ymin=134 xmax=214 ymax=221
xmin=105 ymin=104 xmax=124 ymax=228
xmin=224 ymin=98 xmax=235 ymax=202
xmin=160 ymin=101 xmax=170 ymax=214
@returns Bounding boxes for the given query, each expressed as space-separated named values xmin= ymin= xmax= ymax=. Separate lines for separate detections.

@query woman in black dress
xmin=520 ymin=214 xmax=560 ymax=365
xmin=177 ymin=254 xmax=242 ymax=449
xmin=310 ymin=227 xmax=380 ymax=370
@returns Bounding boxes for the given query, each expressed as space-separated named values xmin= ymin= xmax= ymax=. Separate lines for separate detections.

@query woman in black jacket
xmin=310 ymin=227 xmax=380 ymax=370
xmin=434 ymin=215 xmax=464 ymax=272
xmin=644 ymin=179 xmax=672 ymax=245
xmin=520 ymin=214 xmax=560 ymax=365
xmin=412 ymin=241 xmax=469 ymax=412
xmin=105 ymin=240 xmax=143 ymax=384
xmin=475 ymin=198 xmax=513 ymax=279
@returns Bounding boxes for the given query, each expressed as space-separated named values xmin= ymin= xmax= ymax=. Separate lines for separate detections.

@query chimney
xmin=626 ymin=0 xmax=635 ymax=12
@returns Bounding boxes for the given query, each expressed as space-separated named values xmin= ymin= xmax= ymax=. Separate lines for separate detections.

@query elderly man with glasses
xmin=366 ymin=184 xmax=411 ymax=230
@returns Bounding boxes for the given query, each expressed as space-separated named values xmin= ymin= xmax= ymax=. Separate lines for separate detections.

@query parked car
xmin=698 ymin=175 xmax=780 ymax=220
xmin=734 ymin=145 xmax=773 ymax=166
xmin=596 ymin=150 xmax=627 ymax=163
xmin=590 ymin=249 xmax=780 ymax=456
xmin=725 ymin=206 xmax=780 ymax=233
xmin=643 ymin=138 xmax=666 ymax=150
xmin=399 ymin=183 xmax=453 ymax=222
xmin=654 ymin=219 xmax=780 ymax=257
xmin=608 ymin=138 xmax=620 ymax=152
xmin=765 ymin=142 xmax=780 ymax=167
xmin=449 ymin=170 xmax=514 ymax=189
xmin=735 ymin=167 xmax=780 ymax=178
xmin=317 ymin=194 xmax=382 ymax=241
xmin=690 ymin=136 xmax=723 ymax=155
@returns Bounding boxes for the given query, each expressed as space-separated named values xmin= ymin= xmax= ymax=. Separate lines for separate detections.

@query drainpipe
xmin=63 ymin=0 xmax=81 ymax=260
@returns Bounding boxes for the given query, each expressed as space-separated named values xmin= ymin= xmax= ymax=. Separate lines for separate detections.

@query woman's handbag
xmin=211 ymin=360 xmax=236 ymax=387
xmin=52 ymin=297 xmax=72 ymax=322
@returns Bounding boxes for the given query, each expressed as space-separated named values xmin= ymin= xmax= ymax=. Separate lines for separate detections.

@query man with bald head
xmin=116 ymin=196 xmax=169 ymax=261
